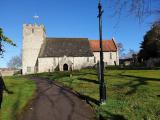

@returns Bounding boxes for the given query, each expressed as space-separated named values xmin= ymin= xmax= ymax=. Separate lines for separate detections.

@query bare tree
xmin=108 ymin=0 xmax=160 ymax=21
xmin=125 ymin=49 xmax=137 ymax=58
xmin=7 ymin=54 xmax=22 ymax=69
xmin=117 ymin=42 xmax=125 ymax=59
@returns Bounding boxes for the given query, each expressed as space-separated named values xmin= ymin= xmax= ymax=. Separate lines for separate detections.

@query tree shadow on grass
xmin=120 ymin=74 xmax=160 ymax=82
xmin=11 ymin=87 xmax=22 ymax=120
xmin=78 ymin=78 xmax=99 ymax=84
xmin=99 ymin=111 xmax=127 ymax=120
xmin=83 ymin=72 xmax=98 ymax=76
xmin=77 ymin=93 xmax=100 ymax=105
xmin=108 ymin=71 xmax=160 ymax=95
xmin=120 ymin=74 xmax=160 ymax=95
xmin=157 ymin=95 xmax=160 ymax=97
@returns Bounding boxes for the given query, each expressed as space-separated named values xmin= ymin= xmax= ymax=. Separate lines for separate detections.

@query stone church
xmin=22 ymin=24 xmax=119 ymax=75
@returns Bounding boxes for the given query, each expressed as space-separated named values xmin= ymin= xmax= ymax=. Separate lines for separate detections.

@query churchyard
xmin=32 ymin=69 xmax=160 ymax=120
xmin=0 ymin=69 xmax=159 ymax=120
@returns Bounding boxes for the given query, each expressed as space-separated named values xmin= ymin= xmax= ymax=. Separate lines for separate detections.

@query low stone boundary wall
xmin=0 ymin=69 xmax=20 ymax=76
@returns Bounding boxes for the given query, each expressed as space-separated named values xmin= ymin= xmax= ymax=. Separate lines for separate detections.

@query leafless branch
xmin=108 ymin=0 xmax=159 ymax=21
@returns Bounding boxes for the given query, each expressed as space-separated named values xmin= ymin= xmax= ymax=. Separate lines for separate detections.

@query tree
xmin=0 ymin=28 xmax=16 ymax=56
xmin=117 ymin=42 xmax=125 ymax=59
xmin=124 ymin=49 xmax=137 ymax=59
xmin=139 ymin=20 xmax=160 ymax=60
xmin=109 ymin=0 xmax=160 ymax=20
xmin=117 ymin=43 xmax=137 ymax=59
xmin=7 ymin=54 xmax=22 ymax=69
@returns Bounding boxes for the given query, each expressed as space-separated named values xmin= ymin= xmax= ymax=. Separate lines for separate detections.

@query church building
xmin=22 ymin=24 xmax=119 ymax=75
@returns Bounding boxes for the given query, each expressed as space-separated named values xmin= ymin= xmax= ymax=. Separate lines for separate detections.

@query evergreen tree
xmin=0 ymin=28 xmax=16 ymax=56
xmin=139 ymin=21 xmax=160 ymax=60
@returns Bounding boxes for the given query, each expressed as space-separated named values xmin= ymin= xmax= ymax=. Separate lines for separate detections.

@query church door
xmin=63 ymin=64 xmax=68 ymax=71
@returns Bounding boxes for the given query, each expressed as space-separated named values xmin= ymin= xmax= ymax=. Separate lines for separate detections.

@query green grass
xmin=0 ymin=76 xmax=36 ymax=120
xmin=33 ymin=69 xmax=160 ymax=120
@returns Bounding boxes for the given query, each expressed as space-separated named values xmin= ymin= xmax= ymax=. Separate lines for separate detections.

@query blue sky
xmin=0 ymin=0 xmax=159 ymax=67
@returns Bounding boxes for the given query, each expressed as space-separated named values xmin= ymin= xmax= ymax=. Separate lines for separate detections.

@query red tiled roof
xmin=89 ymin=40 xmax=117 ymax=52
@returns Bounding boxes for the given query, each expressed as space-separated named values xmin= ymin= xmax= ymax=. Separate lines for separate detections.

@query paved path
xmin=20 ymin=77 xmax=95 ymax=120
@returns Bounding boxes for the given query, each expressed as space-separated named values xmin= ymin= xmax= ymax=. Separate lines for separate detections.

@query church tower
xmin=22 ymin=24 xmax=46 ymax=74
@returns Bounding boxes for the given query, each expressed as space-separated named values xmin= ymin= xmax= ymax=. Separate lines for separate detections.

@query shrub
xmin=146 ymin=58 xmax=160 ymax=68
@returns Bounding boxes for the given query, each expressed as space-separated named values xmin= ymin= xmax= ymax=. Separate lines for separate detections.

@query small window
xmin=87 ymin=57 xmax=89 ymax=62
xmin=94 ymin=57 xmax=96 ymax=63
xmin=110 ymin=53 xmax=112 ymax=59
xmin=27 ymin=67 xmax=31 ymax=72
xmin=32 ymin=28 xmax=34 ymax=33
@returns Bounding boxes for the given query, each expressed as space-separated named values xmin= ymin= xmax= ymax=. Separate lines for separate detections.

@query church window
xmin=87 ymin=57 xmax=89 ymax=62
xmin=32 ymin=28 xmax=34 ymax=33
xmin=94 ymin=57 xmax=96 ymax=63
xmin=110 ymin=53 xmax=112 ymax=59
xmin=27 ymin=67 xmax=31 ymax=72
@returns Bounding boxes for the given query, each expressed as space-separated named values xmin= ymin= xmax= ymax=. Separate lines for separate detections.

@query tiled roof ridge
xmin=46 ymin=37 xmax=88 ymax=40
xmin=89 ymin=39 xmax=112 ymax=41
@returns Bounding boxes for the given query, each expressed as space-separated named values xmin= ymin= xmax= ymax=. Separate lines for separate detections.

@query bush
xmin=13 ymin=69 xmax=22 ymax=76
xmin=146 ymin=58 xmax=160 ymax=68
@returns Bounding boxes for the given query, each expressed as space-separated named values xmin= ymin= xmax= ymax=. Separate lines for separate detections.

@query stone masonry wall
xmin=22 ymin=24 xmax=46 ymax=74
xmin=93 ymin=51 xmax=119 ymax=65
xmin=38 ymin=56 xmax=95 ymax=73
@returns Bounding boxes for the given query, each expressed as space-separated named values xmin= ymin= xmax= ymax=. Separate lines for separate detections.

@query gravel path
xmin=20 ymin=77 xmax=96 ymax=120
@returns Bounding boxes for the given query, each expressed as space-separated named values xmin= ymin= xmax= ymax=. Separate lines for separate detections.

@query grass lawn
xmin=0 ymin=76 xmax=36 ymax=120
xmin=33 ymin=69 xmax=160 ymax=120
